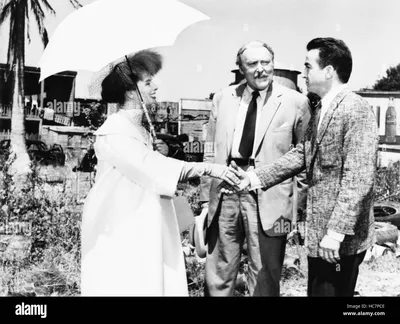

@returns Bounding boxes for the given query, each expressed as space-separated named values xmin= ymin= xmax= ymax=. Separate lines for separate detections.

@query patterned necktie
xmin=239 ymin=90 xmax=259 ymax=159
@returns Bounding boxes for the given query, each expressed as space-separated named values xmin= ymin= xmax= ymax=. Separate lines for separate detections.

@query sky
xmin=1 ymin=0 xmax=400 ymax=101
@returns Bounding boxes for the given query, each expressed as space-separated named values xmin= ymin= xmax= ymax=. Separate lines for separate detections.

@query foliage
xmin=1 ymin=151 xmax=400 ymax=296
xmin=28 ymin=246 xmax=80 ymax=296
xmin=177 ymin=179 xmax=202 ymax=216
xmin=77 ymin=101 xmax=108 ymax=131
xmin=373 ymin=63 xmax=400 ymax=91
xmin=0 ymin=0 xmax=83 ymax=182
xmin=0 ymin=246 xmax=80 ymax=296
xmin=184 ymin=253 xmax=205 ymax=296
xmin=68 ymin=0 xmax=82 ymax=9
xmin=375 ymin=161 xmax=400 ymax=202
xmin=0 ymin=155 xmax=81 ymax=295
xmin=0 ymin=155 xmax=81 ymax=263
xmin=0 ymin=0 xmax=55 ymax=68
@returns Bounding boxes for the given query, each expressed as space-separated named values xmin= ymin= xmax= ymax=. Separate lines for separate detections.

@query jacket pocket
xmin=318 ymin=139 xmax=341 ymax=169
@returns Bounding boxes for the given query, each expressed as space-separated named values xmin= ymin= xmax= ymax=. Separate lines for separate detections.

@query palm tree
xmin=0 ymin=0 xmax=81 ymax=183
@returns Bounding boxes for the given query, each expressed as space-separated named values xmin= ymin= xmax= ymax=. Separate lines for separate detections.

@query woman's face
xmin=137 ymin=72 xmax=158 ymax=105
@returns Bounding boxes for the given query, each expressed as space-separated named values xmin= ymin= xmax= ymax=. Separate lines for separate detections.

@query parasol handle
xmin=138 ymin=89 xmax=157 ymax=141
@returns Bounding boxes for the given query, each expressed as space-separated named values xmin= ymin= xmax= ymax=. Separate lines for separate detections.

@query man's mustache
xmin=254 ymin=71 xmax=269 ymax=78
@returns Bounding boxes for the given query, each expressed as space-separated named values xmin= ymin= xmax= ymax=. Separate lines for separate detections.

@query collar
xmin=244 ymin=84 xmax=270 ymax=103
xmin=118 ymin=108 xmax=144 ymax=127
xmin=321 ymin=83 xmax=347 ymax=109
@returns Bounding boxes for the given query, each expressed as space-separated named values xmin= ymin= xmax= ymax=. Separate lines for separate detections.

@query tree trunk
xmin=9 ymin=2 xmax=31 ymax=183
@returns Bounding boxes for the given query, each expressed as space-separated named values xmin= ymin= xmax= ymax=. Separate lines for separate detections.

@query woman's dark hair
xmin=101 ymin=50 xmax=162 ymax=104
xmin=306 ymin=37 xmax=352 ymax=84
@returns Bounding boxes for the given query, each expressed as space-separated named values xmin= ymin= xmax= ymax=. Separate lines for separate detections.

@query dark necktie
xmin=312 ymin=100 xmax=322 ymax=149
xmin=239 ymin=90 xmax=259 ymax=159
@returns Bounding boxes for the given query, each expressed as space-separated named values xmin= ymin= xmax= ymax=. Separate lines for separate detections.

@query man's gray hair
xmin=236 ymin=40 xmax=275 ymax=68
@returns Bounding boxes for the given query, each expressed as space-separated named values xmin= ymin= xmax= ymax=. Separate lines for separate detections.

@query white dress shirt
xmin=231 ymin=85 xmax=270 ymax=159
xmin=318 ymin=84 xmax=347 ymax=129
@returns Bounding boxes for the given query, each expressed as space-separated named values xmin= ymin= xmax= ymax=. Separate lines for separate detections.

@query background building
xmin=0 ymin=64 xmax=77 ymax=140
xmin=356 ymin=91 xmax=400 ymax=167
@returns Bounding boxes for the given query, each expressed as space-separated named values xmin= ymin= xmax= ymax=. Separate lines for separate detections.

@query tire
xmin=374 ymin=201 xmax=400 ymax=229
xmin=374 ymin=221 xmax=399 ymax=245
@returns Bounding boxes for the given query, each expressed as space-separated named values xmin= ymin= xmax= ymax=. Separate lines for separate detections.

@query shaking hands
xmin=218 ymin=161 xmax=251 ymax=194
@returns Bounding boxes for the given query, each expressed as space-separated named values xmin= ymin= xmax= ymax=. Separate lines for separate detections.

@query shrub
xmin=0 ymin=154 xmax=81 ymax=295
xmin=375 ymin=161 xmax=400 ymax=202
xmin=177 ymin=179 xmax=202 ymax=216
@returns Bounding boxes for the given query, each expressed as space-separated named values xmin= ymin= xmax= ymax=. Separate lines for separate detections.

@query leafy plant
xmin=375 ymin=161 xmax=400 ymax=202
xmin=373 ymin=63 xmax=400 ymax=91
xmin=81 ymin=102 xmax=107 ymax=131
xmin=0 ymin=154 xmax=81 ymax=295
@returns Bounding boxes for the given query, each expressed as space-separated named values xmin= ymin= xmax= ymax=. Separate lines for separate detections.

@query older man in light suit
xmin=200 ymin=40 xmax=310 ymax=296
xmin=224 ymin=38 xmax=378 ymax=297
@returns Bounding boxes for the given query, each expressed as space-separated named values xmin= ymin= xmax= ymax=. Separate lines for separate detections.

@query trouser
xmin=307 ymin=251 xmax=366 ymax=296
xmin=204 ymin=190 xmax=287 ymax=296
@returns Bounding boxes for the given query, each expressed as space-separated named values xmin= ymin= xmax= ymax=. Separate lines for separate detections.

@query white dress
xmin=81 ymin=109 xmax=188 ymax=296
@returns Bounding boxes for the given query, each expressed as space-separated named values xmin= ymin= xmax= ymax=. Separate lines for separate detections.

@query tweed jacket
xmin=254 ymin=88 xmax=379 ymax=257
xmin=200 ymin=82 xmax=310 ymax=237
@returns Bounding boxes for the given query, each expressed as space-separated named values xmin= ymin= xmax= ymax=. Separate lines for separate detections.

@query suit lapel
xmin=307 ymin=87 xmax=352 ymax=169
xmin=316 ymin=88 xmax=352 ymax=145
xmin=254 ymin=83 xmax=283 ymax=154
xmin=226 ymin=83 xmax=246 ymax=156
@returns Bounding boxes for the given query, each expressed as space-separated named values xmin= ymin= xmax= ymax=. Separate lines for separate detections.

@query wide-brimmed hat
xmin=189 ymin=207 xmax=208 ymax=258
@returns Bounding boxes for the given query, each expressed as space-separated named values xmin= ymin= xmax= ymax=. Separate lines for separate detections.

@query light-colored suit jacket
xmin=200 ymin=81 xmax=311 ymax=237
xmin=254 ymin=88 xmax=379 ymax=256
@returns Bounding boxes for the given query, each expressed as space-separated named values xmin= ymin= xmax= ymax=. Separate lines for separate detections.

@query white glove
xmin=179 ymin=162 xmax=240 ymax=186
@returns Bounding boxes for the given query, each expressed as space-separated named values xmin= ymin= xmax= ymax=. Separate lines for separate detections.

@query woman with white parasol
xmin=80 ymin=50 xmax=240 ymax=296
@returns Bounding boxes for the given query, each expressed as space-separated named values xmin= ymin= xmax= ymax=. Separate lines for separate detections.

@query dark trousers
xmin=307 ymin=251 xmax=366 ymax=296
xmin=204 ymin=190 xmax=287 ymax=296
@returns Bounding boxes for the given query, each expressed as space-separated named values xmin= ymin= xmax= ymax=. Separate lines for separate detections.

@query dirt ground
xmin=184 ymin=232 xmax=400 ymax=297
xmin=356 ymin=252 xmax=400 ymax=297
xmin=280 ymin=236 xmax=400 ymax=297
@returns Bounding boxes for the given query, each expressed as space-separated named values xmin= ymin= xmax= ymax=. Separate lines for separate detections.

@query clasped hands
xmin=218 ymin=162 xmax=342 ymax=264
xmin=218 ymin=161 xmax=251 ymax=194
